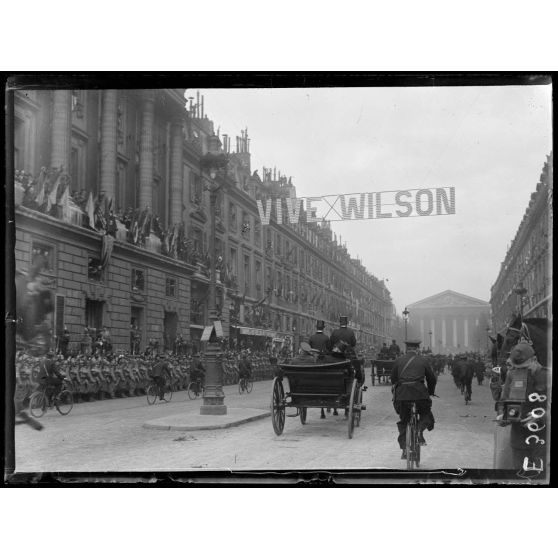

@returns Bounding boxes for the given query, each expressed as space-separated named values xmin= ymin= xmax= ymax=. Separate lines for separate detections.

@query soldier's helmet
xmin=316 ymin=320 xmax=325 ymax=331
xmin=339 ymin=316 xmax=348 ymax=327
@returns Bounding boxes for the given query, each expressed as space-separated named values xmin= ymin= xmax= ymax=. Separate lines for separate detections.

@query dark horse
xmin=501 ymin=314 xmax=549 ymax=368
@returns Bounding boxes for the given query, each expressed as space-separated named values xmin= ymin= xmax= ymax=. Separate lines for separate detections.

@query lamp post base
xmin=200 ymin=339 xmax=227 ymax=415
xmin=200 ymin=402 xmax=228 ymax=415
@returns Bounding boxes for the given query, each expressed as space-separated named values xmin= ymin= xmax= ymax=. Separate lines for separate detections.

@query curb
xmin=143 ymin=410 xmax=271 ymax=432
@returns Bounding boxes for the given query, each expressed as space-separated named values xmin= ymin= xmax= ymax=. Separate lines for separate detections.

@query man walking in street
xmin=391 ymin=339 xmax=437 ymax=459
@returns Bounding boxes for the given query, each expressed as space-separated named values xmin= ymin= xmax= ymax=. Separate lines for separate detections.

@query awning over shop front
xmin=238 ymin=327 xmax=277 ymax=338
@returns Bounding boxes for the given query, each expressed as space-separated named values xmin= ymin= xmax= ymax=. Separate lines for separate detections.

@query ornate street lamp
xmin=199 ymin=134 xmax=229 ymax=416
xmin=402 ymin=307 xmax=410 ymax=341
xmin=428 ymin=329 xmax=432 ymax=350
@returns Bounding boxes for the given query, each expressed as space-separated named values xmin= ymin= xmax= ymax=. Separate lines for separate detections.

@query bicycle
xmin=146 ymin=378 xmax=173 ymax=405
xmin=405 ymin=402 xmax=421 ymax=470
xmin=463 ymin=383 xmax=472 ymax=405
xmin=187 ymin=378 xmax=204 ymax=399
xmin=238 ymin=375 xmax=253 ymax=394
xmin=29 ymin=381 xmax=74 ymax=418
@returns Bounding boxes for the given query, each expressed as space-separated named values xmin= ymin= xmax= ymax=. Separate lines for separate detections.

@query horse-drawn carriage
xmin=370 ymin=359 xmax=395 ymax=385
xmin=270 ymin=357 xmax=366 ymax=439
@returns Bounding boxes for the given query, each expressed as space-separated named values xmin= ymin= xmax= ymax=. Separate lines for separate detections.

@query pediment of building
xmin=408 ymin=290 xmax=489 ymax=309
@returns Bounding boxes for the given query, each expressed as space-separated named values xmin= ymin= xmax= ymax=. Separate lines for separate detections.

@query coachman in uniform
xmin=391 ymin=339 xmax=437 ymax=458
xmin=309 ymin=320 xmax=331 ymax=354
xmin=330 ymin=316 xmax=363 ymax=384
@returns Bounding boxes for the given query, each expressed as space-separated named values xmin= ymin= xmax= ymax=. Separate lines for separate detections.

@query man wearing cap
xmin=149 ymin=354 xmax=171 ymax=400
xmin=391 ymin=339 xmax=437 ymax=459
xmin=309 ymin=320 xmax=331 ymax=355
xmin=497 ymin=342 xmax=548 ymax=469
xmin=38 ymin=350 xmax=65 ymax=402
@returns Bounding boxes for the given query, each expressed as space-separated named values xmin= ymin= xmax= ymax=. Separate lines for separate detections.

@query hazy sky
xmin=194 ymin=85 xmax=552 ymax=313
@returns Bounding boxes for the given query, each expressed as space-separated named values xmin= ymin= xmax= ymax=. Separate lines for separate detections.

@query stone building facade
xmin=490 ymin=153 xmax=553 ymax=333
xmin=406 ymin=290 xmax=491 ymax=354
xmin=12 ymin=87 xmax=393 ymax=354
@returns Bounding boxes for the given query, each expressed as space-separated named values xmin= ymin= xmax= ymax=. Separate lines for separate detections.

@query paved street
xmin=14 ymin=368 xmax=497 ymax=472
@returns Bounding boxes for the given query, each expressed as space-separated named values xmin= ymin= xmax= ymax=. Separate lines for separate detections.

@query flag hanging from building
xmin=100 ymin=234 xmax=114 ymax=271
xmin=85 ymin=193 xmax=95 ymax=229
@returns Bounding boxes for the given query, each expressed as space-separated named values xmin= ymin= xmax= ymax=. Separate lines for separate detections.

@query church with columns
xmin=406 ymin=290 xmax=490 ymax=354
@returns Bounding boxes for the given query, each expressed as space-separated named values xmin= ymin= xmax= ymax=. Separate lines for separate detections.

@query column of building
xmin=169 ymin=118 xmax=184 ymax=225
xmin=50 ymin=90 xmax=71 ymax=170
xmin=139 ymin=89 xmax=155 ymax=209
xmin=100 ymin=89 xmax=118 ymax=201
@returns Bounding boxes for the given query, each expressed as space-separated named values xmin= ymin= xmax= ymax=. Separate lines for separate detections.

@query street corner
xmin=143 ymin=407 xmax=271 ymax=432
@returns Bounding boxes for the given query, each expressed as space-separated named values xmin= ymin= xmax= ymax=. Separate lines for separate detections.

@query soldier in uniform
xmin=391 ymin=339 xmax=437 ymax=459
xmin=309 ymin=320 xmax=331 ymax=355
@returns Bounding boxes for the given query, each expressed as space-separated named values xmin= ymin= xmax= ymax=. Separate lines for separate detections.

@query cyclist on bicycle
xmin=149 ymin=355 xmax=171 ymax=401
xmin=238 ymin=351 xmax=253 ymax=385
xmin=38 ymin=350 xmax=64 ymax=401
xmin=190 ymin=354 xmax=206 ymax=390
xmin=391 ymin=339 xmax=437 ymax=459
xmin=453 ymin=354 xmax=474 ymax=402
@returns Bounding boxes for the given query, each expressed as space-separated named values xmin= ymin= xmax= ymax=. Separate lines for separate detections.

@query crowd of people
xmin=15 ymin=342 xmax=281 ymax=410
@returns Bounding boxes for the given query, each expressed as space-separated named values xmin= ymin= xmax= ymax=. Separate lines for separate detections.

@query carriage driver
xmin=309 ymin=320 xmax=331 ymax=355
xmin=330 ymin=316 xmax=363 ymax=384
xmin=391 ymin=339 xmax=437 ymax=459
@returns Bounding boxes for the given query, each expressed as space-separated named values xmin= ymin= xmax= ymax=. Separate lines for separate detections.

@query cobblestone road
xmin=14 ymin=369 xmax=497 ymax=472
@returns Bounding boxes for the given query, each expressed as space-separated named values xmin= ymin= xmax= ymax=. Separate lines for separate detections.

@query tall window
xmin=70 ymin=135 xmax=86 ymax=191
xmin=31 ymin=241 xmax=55 ymax=273
xmin=229 ymin=202 xmax=237 ymax=232
xmin=230 ymin=248 xmax=238 ymax=276
xmin=85 ymin=299 xmax=104 ymax=331
xmin=190 ymin=173 xmax=202 ymax=205
xmin=244 ymin=254 xmax=251 ymax=294
xmin=116 ymin=159 xmax=127 ymax=212
xmin=254 ymin=220 xmax=262 ymax=248
xmin=255 ymin=261 xmax=262 ymax=294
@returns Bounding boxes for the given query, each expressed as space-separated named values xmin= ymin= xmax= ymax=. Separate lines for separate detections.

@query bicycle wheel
xmin=163 ymin=384 xmax=173 ymax=402
xmin=412 ymin=415 xmax=421 ymax=467
xmin=238 ymin=379 xmax=244 ymax=395
xmin=299 ymin=407 xmax=307 ymax=425
xmin=246 ymin=379 xmax=253 ymax=393
xmin=187 ymin=382 xmax=199 ymax=399
xmin=55 ymin=390 xmax=74 ymax=415
xmin=146 ymin=384 xmax=158 ymax=405
xmin=405 ymin=420 xmax=414 ymax=470
xmin=29 ymin=392 xmax=46 ymax=418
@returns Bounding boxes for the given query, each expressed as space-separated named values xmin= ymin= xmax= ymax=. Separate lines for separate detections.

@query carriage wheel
xmin=348 ymin=378 xmax=358 ymax=439
xmin=271 ymin=377 xmax=285 ymax=435
xmin=355 ymin=385 xmax=363 ymax=427
xmin=299 ymin=407 xmax=307 ymax=425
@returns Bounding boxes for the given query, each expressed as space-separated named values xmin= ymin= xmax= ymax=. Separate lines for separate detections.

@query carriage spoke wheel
xmin=271 ymin=377 xmax=285 ymax=435
xmin=246 ymin=379 xmax=253 ymax=393
xmin=348 ymin=378 xmax=358 ymax=439
xmin=29 ymin=392 xmax=46 ymax=418
xmin=299 ymin=407 xmax=307 ymax=425
xmin=55 ymin=390 xmax=74 ymax=415
xmin=355 ymin=386 xmax=363 ymax=427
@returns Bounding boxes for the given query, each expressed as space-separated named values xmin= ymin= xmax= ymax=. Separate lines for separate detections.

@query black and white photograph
xmin=5 ymin=74 xmax=552 ymax=484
